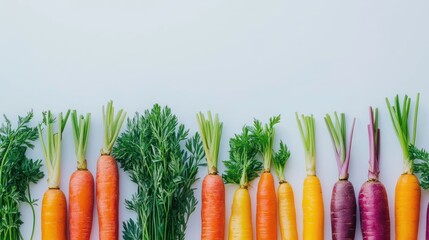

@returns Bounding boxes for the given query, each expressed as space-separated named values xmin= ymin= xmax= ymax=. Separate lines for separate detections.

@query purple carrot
xmin=358 ymin=107 xmax=390 ymax=240
xmin=325 ymin=112 xmax=357 ymax=240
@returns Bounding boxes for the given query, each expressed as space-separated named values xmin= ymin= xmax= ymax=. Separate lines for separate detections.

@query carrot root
xmin=201 ymin=174 xmax=225 ymax=240
xmin=302 ymin=175 xmax=324 ymax=240
xmin=229 ymin=187 xmax=253 ymax=240
xmin=41 ymin=188 xmax=67 ymax=240
xmin=395 ymin=173 xmax=420 ymax=240
xmin=256 ymin=172 xmax=277 ymax=240
xmin=278 ymin=181 xmax=298 ymax=240
xmin=330 ymin=180 xmax=356 ymax=240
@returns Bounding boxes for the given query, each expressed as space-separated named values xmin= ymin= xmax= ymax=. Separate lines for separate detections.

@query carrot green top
xmin=71 ymin=110 xmax=91 ymax=170
xmin=101 ymin=100 xmax=126 ymax=155
xmin=38 ymin=110 xmax=70 ymax=189
xmin=367 ymin=107 xmax=381 ymax=180
xmin=324 ymin=112 xmax=356 ymax=180
xmin=223 ymin=126 xmax=263 ymax=188
xmin=386 ymin=94 xmax=420 ymax=174
xmin=197 ymin=111 xmax=223 ymax=175
xmin=250 ymin=115 xmax=280 ymax=172
xmin=272 ymin=142 xmax=291 ymax=182
xmin=296 ymin=113 xmax=317 ymax=176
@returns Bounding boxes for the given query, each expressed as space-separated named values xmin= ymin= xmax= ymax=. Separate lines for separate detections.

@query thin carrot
xmin=273 ymin=142 xmax=298 ymax=240
xmin=197 ymin=111 xmax=225 ymax=240
xmin=38 ymin=110 xmax=70 ymax=240
xmin=251 ymin=116 xmax=280 ymax=240
xmin=296 ymin=113 xmax=324 ymax=240
xmin=96 ymin=101 xmax=126 ymax=240
xmin=386 ymin=94 xmax=421 ymax=240
xmin=69 ymin=111 xmax=93 ymax=240
xmin=223 ymin=126 xmax=263 ymax=240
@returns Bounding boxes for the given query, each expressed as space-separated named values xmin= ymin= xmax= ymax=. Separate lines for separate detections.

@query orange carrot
xmin=69 ymin=111 xmax=93 ymax=240
xmin=251 ymin=116 xmax=280 ymax=240
xmin=41 ymin=189 xmax=67 ymax=240
xmin=386 ymin=94 xmax=421 ymax=240
xmin=296 ymin=113 xmax=324 ymax=240
xmin=38 ymin=110 xmax=70 ymax=240
xmin=96 ymin=101 xmax=126 ymax=240
xmin=256 ymin=172 xmax=277 ymax=240
xmin=273 ymin=142 xmax=298 ymax=240
xmin=197 ymin=112 xmax=225 ymax=240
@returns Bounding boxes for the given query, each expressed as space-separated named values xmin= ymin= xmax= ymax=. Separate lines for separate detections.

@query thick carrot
xmin=41 ymin=189 xmax=67 ymax=240
xmin=97 ymin=154 xmax=119 ymax=239
xmin=359 ymin=107 xmax=390 ymax=240
xmin=302 ymin=175 xmax=324 ymax=240
xmin=395 ymin=173 xmax=420 ymax=239
xmin=96 ymin=101 xmax=126 ymax=240
xmin=273 ymin=141 xmax=297 ymax=240
xmin=69 ymin=170 xmax=94 ymax=240
xmin=251 ymin=116 xmax=280 ymax=240
xmin=69 ymin=111 xmax=94 ymax=240
xmin=325 ymin=113 xmax=357 ymax=240
xmin=197 ymin=112 xmax=225 ymax=240
xmin=38 ymin=110 xmax=70 ymax=240
xmin=223 ymin=126 xmax=263 ymax=240
xmin=296 ymin=113 xmax=324 ymax=240
xmin=386 ymin=94 xmax=421 ymax=240
xmin=201 ymin=174 xmax=225 ymax=240
xmin=229 ymin=187 xmax=253 ymax=240
xmin=256 ymin=172 xmax=277 ymax=240
xmin=278 ymin=181 xmax=298 ymax=240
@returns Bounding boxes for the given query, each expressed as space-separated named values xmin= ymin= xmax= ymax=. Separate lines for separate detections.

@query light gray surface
xmin=1 ymin=0 xmax=429 ymax=239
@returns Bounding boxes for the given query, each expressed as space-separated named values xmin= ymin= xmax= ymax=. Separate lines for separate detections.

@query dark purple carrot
xmin=325 ymin=112 xmax=357 ymax=240
xmin=358 ymin=107 xmax=390 ymax=240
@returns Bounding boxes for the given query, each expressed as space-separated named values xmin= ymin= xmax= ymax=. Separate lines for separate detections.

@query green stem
xmin=27 ymin=185 xmax=35 ymax=240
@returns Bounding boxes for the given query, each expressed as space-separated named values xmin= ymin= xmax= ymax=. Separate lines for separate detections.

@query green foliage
xmin=222 ymin=126 xmax=263 ymax=187
xmin=113 ymin=104 xmax=204 ymax=240
xmin=102 ymin=100 xmax=126 ymax=155
xmin=273 ymin=141 xmax=291 ymax=182
xmin=409 ymin=144 xmax=429 ymax=189
xmin=0 ymin=112 xmax=44 ymax=240
xmin=296 ymin=113 xmax=317 ymax=175
xmin=250 ymin=115 xmax=280 ymax=171
xmin=386 ymin=94 xmax=420 ymax=173
xmin=71 ymin=110 xmax=91 ymax=169
xmin=196 ymin=112 xmax=223 ymax=174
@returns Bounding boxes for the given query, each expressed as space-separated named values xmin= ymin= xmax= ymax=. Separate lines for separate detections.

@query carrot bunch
xmin=38 ymin=110 xmax=70 ymax=240
xmin=324 ymin=112 xmax=357 ymax=240
xmin=69 ymin=110 xmax=93 ymax=240
xmin=96 ymin=101 xmax=126 ymax=240
xmin=223 ymin=126 xmax=263 ymax=240
xmin=197 ymin=111 xmax=225 ymax=240
xmin=386 ymin=94 xmax=421 ymax=240
xmin=296 ymin=113 xmax=324 ymax=240
xmin=272 ymin=141 xmax=298 ymax=240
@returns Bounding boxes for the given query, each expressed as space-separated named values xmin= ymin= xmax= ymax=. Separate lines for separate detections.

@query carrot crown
xmin=272 ymin=141 xmax=291 ymax=182
xmin=196 ymin=111 xmax=223 ymax=175
xmin=38 ymin=110 xmax=70 ymax=189
xmin=250 ymin=115 xmax=280 ymax=172
xmin=101 ymin=100 xmax=126 ymax=155
xmin=296 ymin=113 xmax=317 ymax=176
xmin=368 ymin=107 xmax=380 ymax=180
xmin=386 ymin=94 xmax=420 ymax=174
xmin=324 ymin=112 xmax=356 ymax=180
xmin=71 ymin=110 xmax=91 ymax=170
xmin=223 ymin=126 xmax=262 ymax=188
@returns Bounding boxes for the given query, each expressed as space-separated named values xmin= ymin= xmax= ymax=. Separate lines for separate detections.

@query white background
xmin=1 ymin=0 xmax=429 ymax=239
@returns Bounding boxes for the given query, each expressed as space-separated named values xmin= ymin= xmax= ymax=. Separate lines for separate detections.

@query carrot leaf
xmin=250 ymin=115 xmax=280 ymax=172
xmin=196 ymin=111 xmax=223 ymax=174
xmin=324 ymin=112 xmax=356 ymax=180
xmin=296 ymin=113 xmax=317 ymax=176
xmin=101 ymin=100 xmax=126 ymax=155
xmin=38 ymin=110 xmax=70 ymax=189
xmin=386 ymin=94 xmax=420 ymax=174
xmin=71 ymin=110 xmax=91 ymax=170
xmin=223 ymin=126 xmax=262 ymax=187
xmin=272 ymin=141 xmax=291 ymax=182
xmin=410 ymin=144 xmax=429 ymax=189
